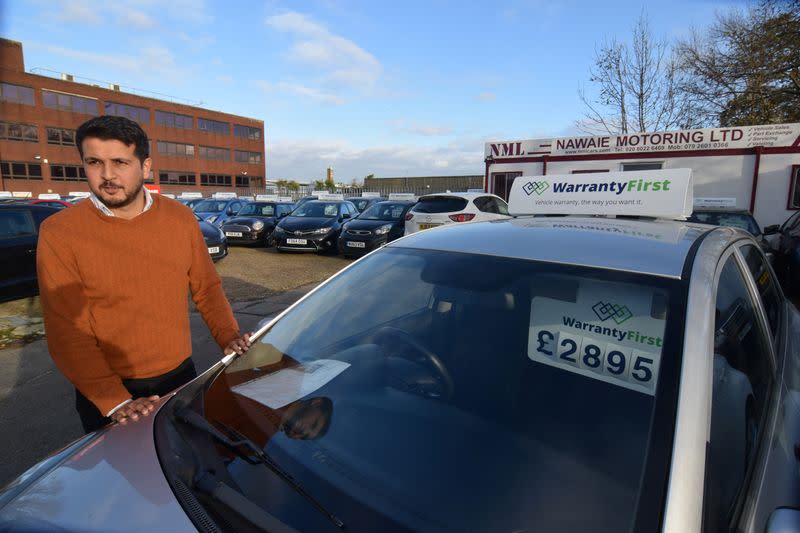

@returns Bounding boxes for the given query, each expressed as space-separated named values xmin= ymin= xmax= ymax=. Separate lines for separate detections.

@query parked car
xmin=195 ymin=213 xmax=228 ymax=262
xmin=220 ymin=201 xmax=295 ymax=247
xmin=345 ymin=196 xmax=385 ymax=214
xmin=290 ymin=195 xmax=318 ymax=212
xmin=193 ymin=198 xmax=248 ymax=227
xmin=0 ymin=204 xmax=61 ymax=301
xmin=273 ymin=200 xmax=358 ymax=253
xmin=764 ymin=211 xmax=800 ymax=296
xmin=404 ymin=192 xmax=510 ymax=234
xmin=177 ymin=198 xmax=204 ymax=209
xmin=2 ymin=203 xmax=797 ymax=531
xmin=687 ymin=209 xmax=775 ymax=262
xmin=338 ymin=200 xmax=415 ymax=258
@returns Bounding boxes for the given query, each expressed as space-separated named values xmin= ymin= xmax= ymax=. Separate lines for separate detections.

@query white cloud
xmin=255 ymin=80 xmax=345 ymax=106
xmin=216 ymin=75 xmax=233 ymax=84
xmin=165 ymin=0 xmax=213 ymax=24
xmin=49 ymin=0 xmax=103 ymax=25
xmin=477 ymin=92 xmax=496 ymax=102
xmin=389 ymin=120 xmax=454 ymax=136
xmin=43 ymin=44 xmax=189 ymax=83
xmin=265 ymin=11 xmax=382 ymax=89
xmin=177 ymin=32 xmax=215 ymax=50
xmin=266 ymin=137 xmax=484 ymax=181
xmin=105 ymin=4 xmax=156 ymax=29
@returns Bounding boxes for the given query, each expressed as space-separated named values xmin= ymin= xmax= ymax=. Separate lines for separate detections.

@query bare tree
xmin=676 ymin=0 xmax=800 ymax=126
xmin=578 ymin=13 xmax=702 ymax=134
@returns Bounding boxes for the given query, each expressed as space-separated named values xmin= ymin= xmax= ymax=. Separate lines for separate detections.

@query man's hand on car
xmin=110 ymin=396 xmax=160 ymax=424
xmin=224 ymin=333 xmax=253 ymax=356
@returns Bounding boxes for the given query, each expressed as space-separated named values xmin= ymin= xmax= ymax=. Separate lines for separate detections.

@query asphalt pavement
xmin=0 ymin=283 xmax=317 ymax=489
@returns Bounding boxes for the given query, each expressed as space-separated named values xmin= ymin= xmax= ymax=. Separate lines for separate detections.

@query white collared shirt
xmin=90 ymin=187 xmax=153 ymax=217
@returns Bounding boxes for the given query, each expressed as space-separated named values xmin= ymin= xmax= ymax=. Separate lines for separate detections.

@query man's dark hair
xmin=75 ymin=115 xmax=150 ymax=163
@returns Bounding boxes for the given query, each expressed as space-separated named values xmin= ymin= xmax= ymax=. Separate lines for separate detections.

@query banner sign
xmin=388 ymin=193 xmax=417 ymax=201
xmin=508 ymin=169 xmax=693 ymax=219
xmin=694 ymin=197 xmax=737 ymax=208
xmin=179 ymin=192 xmax=203 ymax=199
xmin=362 ymin=192 xmax=381 ymax=197
xmin=317 ymin=193 xmax=344 ymax=201
xmin=486 ymin=123 xmax=800 ymax=159
xmin=37 ymin=193 xmax=61 ymax=200
xmin=256 ymin=194 xmax=279 ymax=202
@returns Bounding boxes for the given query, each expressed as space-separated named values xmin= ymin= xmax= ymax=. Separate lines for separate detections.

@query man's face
xmin=281 ymin=398 xmax=330 ymax=440
xmin=82 ymin=137 xmax=151 ymax=209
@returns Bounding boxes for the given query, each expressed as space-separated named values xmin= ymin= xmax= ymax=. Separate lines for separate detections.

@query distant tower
xmin=326 ymin=166 xmax=334 ymax=183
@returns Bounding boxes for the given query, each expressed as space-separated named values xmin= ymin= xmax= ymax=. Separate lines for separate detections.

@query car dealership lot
xmin=0 ymin=247 xmax=351 ymax=488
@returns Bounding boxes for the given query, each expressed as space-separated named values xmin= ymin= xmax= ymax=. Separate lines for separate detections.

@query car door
xmin=0 ymin=208 xmax=38 ymax=298
xmin=703 ymin=241 xmax=789 ymax=532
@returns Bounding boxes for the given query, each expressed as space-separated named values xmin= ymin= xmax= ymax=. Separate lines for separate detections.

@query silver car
xmin=1 ymin=215 xmax=798 ymax=532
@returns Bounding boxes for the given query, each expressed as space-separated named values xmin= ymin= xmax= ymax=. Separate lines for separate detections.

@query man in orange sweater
xmin=37 ymin=115 xmax=251 ymax=433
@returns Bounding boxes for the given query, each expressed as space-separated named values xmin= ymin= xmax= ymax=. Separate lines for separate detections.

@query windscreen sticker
xmin=528 ymin=284 xmax=666 ymax=395
xmin=231 ymin=359 xmax=350 ymax=409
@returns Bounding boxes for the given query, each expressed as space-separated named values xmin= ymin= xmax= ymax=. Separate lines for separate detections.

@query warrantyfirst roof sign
xmin=508 ymin=169 xmax=693 ymax=219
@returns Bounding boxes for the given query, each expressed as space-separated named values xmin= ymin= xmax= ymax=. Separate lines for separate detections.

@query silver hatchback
xmin=1 ymin=214 xmax=798 ymax=532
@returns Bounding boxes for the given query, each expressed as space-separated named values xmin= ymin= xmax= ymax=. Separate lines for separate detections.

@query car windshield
xmin=238 ymin=203 xmax=275 ymax=216
xmin=413 ymin=196 xmax=468 ymax=213
xmin=689 ymin=211 xmax=761 ymax=236
xmin=194 ymin=200 xmax=228 ymax=213
xmin=359 ymin=202 xmax=407 ymax=221
xmin=348 ymin=198 xmax=373 ymax=212
xmin=291 ymin=201 xmax=339 ymax=218
xmin=200 ymin=247 xmax=682 ymax=531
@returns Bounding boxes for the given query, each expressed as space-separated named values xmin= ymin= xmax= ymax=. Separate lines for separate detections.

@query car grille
xmin=289 ymin=229 xmax=321 ymax=236
xmin=222 ymin=224 xmax=251 ymax=232
xmin=346 ymin=229 xmax=371 ymax=236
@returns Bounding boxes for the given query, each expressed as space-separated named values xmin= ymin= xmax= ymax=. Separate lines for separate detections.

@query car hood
xmin=199 ymin=221 xmax=222 ymax=241
xmin=278 ymin=217 xmax=336 ymax=231
xmin=195 ymin=212 xmax=220 ymax=221
xmin=344 ymin=219 xmax=396 ymax=231
xmin=224 ymin=216 xmax=276 ymax=226
xmin=0 ymin=397 xmax=194 ymax=530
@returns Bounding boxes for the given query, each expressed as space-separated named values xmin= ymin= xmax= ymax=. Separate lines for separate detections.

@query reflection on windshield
xmin=202 ymin=248 xmax=682 ymax=531
xmin=359 ymin=202 xmax=406 ymax=221
xmin=238 ymin=203 xmax=275 ymax=216
xmin=292 ymin=202 xmax=339 ymax=218
xmin=690 ymin=212 xmax=760 ymax=236
xmin=195 ymin=200 xmax=227 ymax=212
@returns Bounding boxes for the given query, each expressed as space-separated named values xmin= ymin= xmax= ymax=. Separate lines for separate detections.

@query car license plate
xmin=225 ymin=231 xmax=243 ymax=237
xmin=286 ymin=238 xmax=307 ymax=245
xmin=346 ymin=241 xmax=366 ymax=248
xmin=418 ymin=223 xmax=441 ymax=230
xmin=207 ymin=246 xmax=220 ymax=254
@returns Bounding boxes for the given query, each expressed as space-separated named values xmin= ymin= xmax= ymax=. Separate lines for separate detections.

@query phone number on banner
xmin=528 ymin=327 xmax=661 ymax=395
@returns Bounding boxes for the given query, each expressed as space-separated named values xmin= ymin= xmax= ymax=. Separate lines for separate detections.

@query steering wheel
xmin=373 ymin=326 xmax=454 ymax=400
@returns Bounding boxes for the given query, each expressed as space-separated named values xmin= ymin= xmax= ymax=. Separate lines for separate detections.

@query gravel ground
xmin=216 ymin=245 xmax=352 ymax=302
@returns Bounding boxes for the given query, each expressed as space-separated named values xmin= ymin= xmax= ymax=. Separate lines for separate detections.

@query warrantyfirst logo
xmin=592 ymin=301 xmax=634 ymax=324
xmin=523 ymin=180 xmax=549 ymax=196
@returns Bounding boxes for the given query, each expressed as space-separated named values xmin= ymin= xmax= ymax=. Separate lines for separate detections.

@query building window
xmin=159 ymin=171 xmax=196 ymax=185
xmin=572 ymin=169 xmax=610 ymax=174
xmin=157 ymin=140 xmax=195 ymax=158
xmin=50 ymin=164 xmax=87 ymax=181
xmin=105 ymin=101 xmax=150 ymax=123
xmin=0 ymin=82 xmax=35 ymax=105
xmin=200 ymin=173 xmax=232 ymax=186
xmin=621 ymin=162 xmax=663 ymax=171
xmin=155 ymin=110 xmax=193 ymax=129
xmin=237 ymin=176 xmax=264 ymax=188
xmin=199 ymin=145 xmax=230 ymax=161
xmin=198 ymin=118 xmax=229 ymax=135
xmin=234 ymin=150 xmax=262 ymax=164
xmin=1 ymin=161 xmax=43 ymax=180
xmin=46 ymin=127 xmax=76 ymax=146
xmin=0 ymin=121 xmax=38 ymax=142
xmin=42 ymin=89 xmax=97 ymax=115
xmin=789 ymin=165 xmax=800 ymax=210
xmin=233 ymin=124 xmax=261 ymax=140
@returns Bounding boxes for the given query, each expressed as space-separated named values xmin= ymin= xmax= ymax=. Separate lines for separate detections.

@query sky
xmin=0 ymin=0 xmax=743 ymax=182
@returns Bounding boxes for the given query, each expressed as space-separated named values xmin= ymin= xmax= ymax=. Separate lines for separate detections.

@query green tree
xmin=324 ymin=176 xmax=335 ymax=191
xmin=313 ymin=179 xmax=325 ymax=190
xmin=676 ymin=0 xmax=800 ymax=126
xmin=287 ymin=180 xmax=300 ymax=192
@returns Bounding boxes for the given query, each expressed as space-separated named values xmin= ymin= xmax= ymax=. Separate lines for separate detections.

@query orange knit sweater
xmin=37 ymin=195 xmax=240 ymax=415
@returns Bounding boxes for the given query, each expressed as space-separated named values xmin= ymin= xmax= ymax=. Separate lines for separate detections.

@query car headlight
xmin=252 ymin=221 xmax=265 ymax=231
xmin=207 ymin=215 xmax=218 ymax=223
xmin=313 ymin=227 xmax=331 ymax=234
xmin=375 ymin=224 xmax=392 ymax=235
xmin=217 ymin=227 xmax=225 ymax=239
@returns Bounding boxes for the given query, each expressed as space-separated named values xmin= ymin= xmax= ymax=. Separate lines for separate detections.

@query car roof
xmin=390 ymin=215 xmax=725 ymax=279
xmin=418 ymin=191 xmax=496 ymax=200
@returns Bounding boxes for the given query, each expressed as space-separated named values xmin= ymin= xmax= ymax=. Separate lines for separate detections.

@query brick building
xmin=0 ymin=39 xmax=265 ymax=197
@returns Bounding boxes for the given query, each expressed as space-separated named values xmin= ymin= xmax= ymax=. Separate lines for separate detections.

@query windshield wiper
xmin=175 ymin=407 xmax=345 ymax=529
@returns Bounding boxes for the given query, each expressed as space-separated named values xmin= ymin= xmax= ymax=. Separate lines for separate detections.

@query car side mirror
xmin=342 ymin=213 xmax=350 ymax=220
xmin=763 ymin=224 xmax=779 ymax=235
xmin=765 ymin=508 xmax=800 ymax=533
